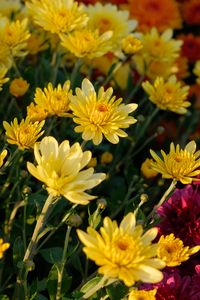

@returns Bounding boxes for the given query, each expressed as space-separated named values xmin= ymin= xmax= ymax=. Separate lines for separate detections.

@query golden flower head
xmin=77 ymin=213 xmax=165 ymax=286
xmin=0 ymin=18 xmax=30 ymax=58
xmin=60 ymin=29 xmax=113 ymax=59
xmin=157 ymin=234 xmax=200 ymax=267
xmin=26 ymin=0 xmax=88 ymax=35
xmin=100 ymin=151 xmax=113 ymax=164
xmin=3 ymin=117 xmax=45 ymax=150
xmin=0 ymin=42 xmax=12 ymax=69
xmin=27 ymin=136 xmax=106 ymax=204
xmin=33 ymin=81 xmax=71 ymax=117
xmin=142 ymin=75 xmax=190 ymax=114
xmin=26 ymin=102 xmax=48 ymax=122
xmin=84 ymin=3 xmax=137 ymax=50
xmin=9 ymin=77 xmax=29 ymax=97
xmin=133 ymin=28 xmax=182 ymax=80
xmin=0 ymin=65 xmax=9 ymax=91
xmin=150 ymin=141 xmax=200 ymax=184
xmin=122 ymin=35 xmax=143 ymax=55
xmin=128 ymin=289 xmax=157 ymax=300
xmin=0 ymin=149 xmax=8 ymax=168
xmin=193 ymin=60 xmax=200 ymax=85
xmin=69 ymin=78 xmax=138 ymax=145
xmin=0 ymin=238 xmax=10 ymax=259
xmin=141 ymin=158 xmax=158 ymax=179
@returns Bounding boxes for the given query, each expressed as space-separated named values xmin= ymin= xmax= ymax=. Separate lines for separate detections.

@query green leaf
xmin=80 ymin=277 xmax=101 ymax=294
xmin=40 ymin=247 xmax=63 ymax=264
xmin=106 ymin=282 xmax=128 ymax=300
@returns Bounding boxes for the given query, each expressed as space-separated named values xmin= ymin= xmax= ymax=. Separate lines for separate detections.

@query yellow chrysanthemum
xmin=26 ymin=0 xmax=88 ymax=35
xmin=60 ymin=29 xmax=113 ymax=59
xmin=27 ymin=32 xmax=49 ymax=55
xmin=69 ymin=78 xmax=138 ymax=145
xmin=27 ymin=136 xmax=106 ymax=204
xmin=9 ymin=77 xmax=29 ymax=97
xmin=33 ymin=81 xmax=71 ymax=117
xmin=77 ymin=213 xmax=165 ymax=286
xmin=0 ymin=238 xmax=10 ymax=259
xmin=0 ymin=65 xmax=9 ymax=91
xmin=0 ymin=0 xmax=21 ymax=17
xmin=141 ymin=158 xmax=158 ymax=179
xmin=133 ymin=28 xmax=182 ymax=80
xmin=0 ymin=43 xmax=11 ymax=69
xmin=122 ymin=35 xmax=143 ymax=55
xmin=84 ymin=3 xmax=137 ymax=50
xmin=150 ymin=141 xmax=200 ymax=184
xmin=3 ymin=117 xmax=45 ymax=150
xmin=142 ymin=75 xmax=190 ymax=114
xmin=193 ymin=60 xmax=200 ymax=85
xmin=0 ymin=149 xmax=7 ymax=168
xmin=0 ymin=18 xmax=30 ymax=58
xmin=128 ymin=289 xmax=157 ymax=300
xmin=26 ymin=103 xmax=48 ymax=122
xmin=157 ymin=234 xmax=200 ymax=267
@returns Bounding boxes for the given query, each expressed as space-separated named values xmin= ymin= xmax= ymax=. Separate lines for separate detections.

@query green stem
xmin=56 ymin=226 xmax=72 ymax=300
xmin=126 ymin=75 xmax=144 ymax=103
xmin=71 ymin=59 xmax=83 ymax=89
xmin=154 ymin=179 xmax=177 ymax=210
xmin=83 ymin=276 xmax=116 ymax=299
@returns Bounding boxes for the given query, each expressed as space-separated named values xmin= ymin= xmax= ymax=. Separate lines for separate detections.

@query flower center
xmin=97 ymin=103 xmax=109 ymax=112
xmin=116 ymin=240 xmax=129 ymax=251
xmin=98 ymin=18 xmax=111 ymax=34
xmin=147 ymin=1 xmax=160 ymax=11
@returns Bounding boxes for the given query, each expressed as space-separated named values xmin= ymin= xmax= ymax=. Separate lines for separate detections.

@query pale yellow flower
xmin=84 ymin=3 xmax=137 ymax=50
xmin=142 ymin=75 xmax=190 ymax=114
xmin=128 ymin=289 xmax=157 ymax=300
xmin=33 ymin=81 xmax=71 ymax=117
xmin=3 ymin=117 xmax=45 ymax=150
xmin=157 ymin=234 xmax=200 ymax=267
xmin=69 ymin=78 xmax=138 ymax=145
xmin=0 ymin=65 xmax=9 ymax=91
xmin=26 ymin=103 xmax=48 ymax=122
xmin=150 ymin=141 xmax=200 ymax=184
xmin=0 ymin=18 xmax=30 ymax=58
xmin=0 ymin=239 xmax=10 ymax=259
xmin=60 ymin=29 xmax=113 ymax=59
xmin=122 ymin=35 xmax=143 ymax=55
xmin=0 ymin=149 xmax=7 ymax=168
xmin=141 ymin=158 xmax=158 ymax=179
xmin=9 ymin=77 xmax=29 ymax=97
xmin=77 ymin=213 xmax=165 ymax=286
xmin=26 ymin=0 xmax=88 ymax=35
xmin=27 ymin=136 xmax=106 ymax=204
xmin=133 ymin=28 xmax=182 ymax=80
xmin=193 ymin=60 xmax=200 ymax=85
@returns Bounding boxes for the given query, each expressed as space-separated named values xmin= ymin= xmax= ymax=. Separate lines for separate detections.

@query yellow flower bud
xmin=87 ymin=157 xmax=97 ymax=168
xmin=100 ymin=151 xmax=113 ymax=164
xmin=141 ymin=158 xmax=158 ymax=179
xmin=9 ymin=77 xmax=29 ymax=97
xmin=122 ymin=35 xmax=143 ymax=55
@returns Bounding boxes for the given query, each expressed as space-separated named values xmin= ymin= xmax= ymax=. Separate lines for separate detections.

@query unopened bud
xmin=140 ymin=193 xmax=148 ymax=203
xmin=68 ymin=214 xmax=82 ymax=227
xmin=97 ymin=198 xmax=107 ymax=209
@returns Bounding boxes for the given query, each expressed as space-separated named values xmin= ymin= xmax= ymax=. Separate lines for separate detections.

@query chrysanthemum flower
xmin=133 ymin=28 xmax=182 ymax=80
xmin=84 ymin=3 xmax=137 ymax=50
xmin=157 ymin=234 xmax=200 ymax=267
xmin=77 ymin=213 xmax=165 ymax=286
xmin=194 ymin=60 xmax=200 ymax=85
xmin=0 ymin=65 xmax=9 ymax=91
xmin=142 ymin=75 xmax=190 ymax=114
xmin=9 ymin=77 xmax=29 ymax=98
xmin=121 ymin=35 xmax=143 ymax=55
xmin=26 ymin=0 xmax=88 ymax=35
xmin=69 ymin=78 xmax=138 ymax=145
xmin=33 ymin=81 xmax=71 ymax=117
xmin=3 ymin=117 xmax=45 ymax=150
xmin=27 ymin=136 xmax=106 ymax=204
xmin=141 ymin=158 xmax=158 ymax=179
xmin=0 ymin=239 xmax=10 ymax=259
xmin=128 ymin=0 xmax=182 ymax=33
xmin=182 ymin=0 xmax=200 ymax=25
xmin=26 ymin=103 xmax=48 ymax=122
xmin=150 ymin=141 xmax=200 ymax=184
xmin=27 ymin=32 xmax=49 ymax=55
xmin=178 ymin=34 xmax=200 ymax=63
xmin=0 ymin=43 xmax=11 ymax=69
xmin=0 ymin=0 xmax=21 ymax=17
xmin=0 ymin=18 xmax=30 ymax=58
xmin=60 ymin=29 xmax=113 ymax=59
xmin=128 ymin=289 xmax=157 ymax=300
xmin=0 ymin=149 xmax=7 ymax=168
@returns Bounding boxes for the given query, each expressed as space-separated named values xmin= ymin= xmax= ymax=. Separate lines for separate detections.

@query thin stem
xmin=154 ymin=179 xmax=177 ymax=210
xmin=56 ymin=226 xmax=72 ymax=300
xmin=71 ymin=59 xmax=83 ymax=89
xmin=126 ymin=75 xmax=144 ymax=103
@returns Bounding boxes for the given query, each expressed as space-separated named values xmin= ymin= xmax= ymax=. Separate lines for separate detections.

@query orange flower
xmin=178 ymin=34 xmax=200 ymax=63
xmin=128 ymin=0 xmax=182 ymax=32
xmin=182 ymin=0 xmax=200 ymax=25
